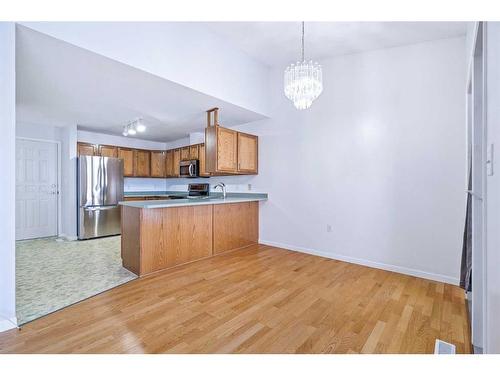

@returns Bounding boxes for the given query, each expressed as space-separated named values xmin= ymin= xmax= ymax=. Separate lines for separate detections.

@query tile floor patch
xmin=16 ymin=236 xmax=136 ymax=325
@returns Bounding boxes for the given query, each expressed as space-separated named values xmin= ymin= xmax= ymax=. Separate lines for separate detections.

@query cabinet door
xmin=165 ymin=150 xmax=173 ymax=177
xmin=237 ymin=133 xmax=258 ymax=174
xmin=99 ymin=145 xmax=118 ymax=158
xmin=134 ymin=150 xmax=151 ymax=177
xmin=217 ymin=127 xmax=238 ymax=172
xmin=189 ymin=144 xmax=199 ymax=160
xmin=172 ymin=149 xmax=181 ymax=177
xmin=118 ymin=148 xmax=135 ymax=177
xmin=198 ymin=143 xmax=210 ymax=177
xmin=78 ymin=142 xmax=97 ymax=156
xmin=180 ymin=147 xmax=190 ymax=161
xmin=150 ymin=151 xmax=166 ymax=177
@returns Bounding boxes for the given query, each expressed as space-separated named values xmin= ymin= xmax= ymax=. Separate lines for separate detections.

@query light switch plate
xmin=487 ymin=143 xmax=494 ymax=176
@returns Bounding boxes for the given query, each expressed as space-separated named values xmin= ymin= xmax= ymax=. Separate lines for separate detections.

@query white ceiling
xmin=16 ymin=25 xmax=266 ymax=142
xmin=202 ymin=22 xmax=468 ymax=67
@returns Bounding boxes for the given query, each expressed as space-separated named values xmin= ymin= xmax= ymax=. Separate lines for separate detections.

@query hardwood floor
xmin=0 ymin=244 xmax=471 ymax=354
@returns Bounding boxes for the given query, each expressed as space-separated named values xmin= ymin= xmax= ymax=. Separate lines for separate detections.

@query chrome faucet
xmin=214 ymin=182 xmax=226 ymax=199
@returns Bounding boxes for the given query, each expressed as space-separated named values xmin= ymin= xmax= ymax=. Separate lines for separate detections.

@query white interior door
xmin=16 ymin=139 xmax=58 ymax=240
xmin=470 ymin=22 xmax=486 ymax=352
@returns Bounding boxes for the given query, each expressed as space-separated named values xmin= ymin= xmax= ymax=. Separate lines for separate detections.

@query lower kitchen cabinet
xmin=121 ymin=201 xmax=259 ymax=276
xmin=213 ymin=201 xmax=259 ymax=254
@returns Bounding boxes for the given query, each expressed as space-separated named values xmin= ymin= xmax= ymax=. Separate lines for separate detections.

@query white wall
xmin=20 ymin=22 xmax=271 ymax=117
xmin=186 ymin=37 xmax=466 ymax=285
xmin=485 ymin=21 xmax=500 ymax=354
xmin=0 ymin=22 xmax=17 ymax=331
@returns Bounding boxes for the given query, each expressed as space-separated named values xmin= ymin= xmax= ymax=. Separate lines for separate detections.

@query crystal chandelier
xmin=284 ymin=22 xmax=323 ymax=110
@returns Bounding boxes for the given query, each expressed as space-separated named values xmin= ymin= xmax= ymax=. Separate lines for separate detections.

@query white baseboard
xmin=259 ymin=239 xmax=459 ymax=285
xmin=0 ymin=316 xmax=18 ymax=332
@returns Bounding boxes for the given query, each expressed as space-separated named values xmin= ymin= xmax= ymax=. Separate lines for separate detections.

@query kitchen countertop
xmin=124 ymin=191 xmax=184 ymax=197
xmin=119 ymin=192 xmax=268 ymax=208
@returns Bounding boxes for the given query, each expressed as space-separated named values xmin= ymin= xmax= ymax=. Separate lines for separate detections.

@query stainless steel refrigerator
xmin=77 ymin=156 xmax=124 ymax=240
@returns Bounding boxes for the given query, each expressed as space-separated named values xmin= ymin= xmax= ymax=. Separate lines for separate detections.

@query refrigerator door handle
xmin=84 ymin=206 xmax=119 ymax=211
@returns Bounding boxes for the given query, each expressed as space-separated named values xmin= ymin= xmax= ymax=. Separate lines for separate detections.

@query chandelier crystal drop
xmin=284 ymin=22 xmax=323 ymax=110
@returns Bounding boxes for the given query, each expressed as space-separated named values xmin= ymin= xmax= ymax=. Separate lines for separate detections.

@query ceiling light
xmin=122 ymin=128 xmax=129 ymax=136
xmin=284 ymin=22 xmax=323 ymax=110
xmin=136 ymin=119 xmax=146 ymax=133
xmin=127 ymin=127 xmax=137 ymax=135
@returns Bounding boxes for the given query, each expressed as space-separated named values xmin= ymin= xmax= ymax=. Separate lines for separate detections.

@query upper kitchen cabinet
xmin=237 ymin=132 xmax=258 ymax=174
xmin=172 ymin=148 xmax=181 ymax=177
xmin=134 ymin=149 xmax=151 ymax=177
xmin=77 ymin=142 xmax=97 ymax=156
xmin=165 ymin=150 xmax=174 ymax=177
xmin=205 ymin=108 xmax=258 ymax=175
xmin=189 ymin=144 xmax=199 ymax=160
xmin=150 ymin=151 xmax=166 ymax=177
xmin=99 ymin=145 xmax=118 ymax=158
xmin=180 ymin=146 xmax=190 ymax=161
xmin=118 ymin=148 xmax=135 ymax=177
xmin=198 ymin=143 xmax=210 ymax=177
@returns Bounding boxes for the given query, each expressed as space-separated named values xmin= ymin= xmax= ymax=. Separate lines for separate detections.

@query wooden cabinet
xmin=77 ymin=142 xmax=97 ymax=156
xmin=217 ymin=127 xmax=238 ymax=172
xmin=213 ymin=201 xmax=258 ymax=255
xmin=172 ymin=148 xmax=181 ymax=177
xmin=165 ymin=150 xmax=174 ymax=177
xmin=150 ymin=151 xmax=166 ymax=177
xmin=118 ymin=148 xmax=135 ymax=177
xmin=121 ymin=201 xmax=258 ymax=276
xmin=134 ymin=150 xmax=151 ymax=177
xmin=198 ymin=143 xmax=210 ymax=177
xmin=99 ymin=145 xmax=118 ymax=158
xmin=189 ymin=144 xmax=199 ymax=160
xmin=237 ymin=132 xmax=258 ymax=174
xmin=180 ymin=147 xmax=190 ymax=161
xmin=204 ymin=108 xmax=258 ymax=175
xmin=206 ymin=126 xmax=238 ymax=173
xmin=76 ymin=109 xmax=258 ymax=179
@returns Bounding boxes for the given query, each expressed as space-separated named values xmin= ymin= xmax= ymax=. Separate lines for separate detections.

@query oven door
xmin=179 ymin=160 xmax=199 ymax=178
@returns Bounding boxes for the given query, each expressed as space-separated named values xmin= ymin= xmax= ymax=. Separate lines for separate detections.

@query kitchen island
xmin=119 ymin=193 xmax=267 ymax=276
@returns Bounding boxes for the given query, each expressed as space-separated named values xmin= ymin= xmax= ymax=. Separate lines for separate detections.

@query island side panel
xmin=213 ymin=201 xmax=259 ymax=254
xmin=140 ymin=205 xmax=213 ymax=275
xmin=121 ymin=205 xmax=141 ymax=275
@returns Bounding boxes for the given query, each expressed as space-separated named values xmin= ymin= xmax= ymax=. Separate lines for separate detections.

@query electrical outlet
xmin=248 ymin=183 xmax=252 ymax=191
xmin=326 ymin=224 xmax=332 ymax=233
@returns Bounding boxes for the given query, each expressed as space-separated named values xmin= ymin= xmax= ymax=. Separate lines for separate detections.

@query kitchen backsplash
xmin=124 ymin=178 xmax=168 ymax=192
xmin=125 ymin=176 xmax=263 ymax=193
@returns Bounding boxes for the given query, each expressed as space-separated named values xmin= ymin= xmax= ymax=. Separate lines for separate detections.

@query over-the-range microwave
xmin=179 ymin=159 xmax=199 ymax=178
